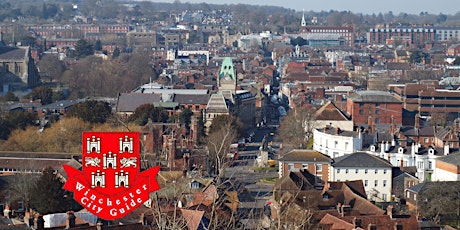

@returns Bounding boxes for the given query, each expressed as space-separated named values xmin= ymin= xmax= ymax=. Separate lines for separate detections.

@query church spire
xmin=301 ymin=10 xmax=306 ymax=27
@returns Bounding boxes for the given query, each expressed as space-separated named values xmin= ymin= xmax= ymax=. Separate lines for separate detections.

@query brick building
xmin=346 ymin=91 xmax=403 ymax=126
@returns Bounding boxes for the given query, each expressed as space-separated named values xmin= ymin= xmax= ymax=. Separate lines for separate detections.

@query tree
xmin=454 ymin=57 xmax=460 ymax=65
xmin=31 ymin=167 xmax=75 ymax=214
xmin=7 ymin=173 xmax=39 ymax=212
xmin=20 ymin=36 xmax=36 ymax=46
xmin=74 ymin=39 xmax=94 ymax=58
xmin=129 ymin=104 xmax=169 ymax=125
xmin=418 ymin=182 xmax=460 ymax=224
xmin=37 ymin=54 xmax=66 ymax=83
xmin=410 ymin=50 xmax=425 ymax=64
xmin=206 ymin=121 xmax=237 ymax=178
xmin=4 ymin=110 xmax=37 ymax=130
xmin=291 ymin=36 xmax=308 ymax=46
xmin=95 ymin=39 xmax=102 ymax=51
xmin=278 ymin=106 xmax=316 ymax=149
xmin=112 ymin=47 xmax=120 ymax=58
xmin=66 ymin=100 xmax=112 ymax=124
xmin=0 ymin=91 xmax=19 ymax=102
xmin=179 ymin=108 xmax=193 ymax=131
xmin=0 ymin=117 xmax=13 ymax=140
xmin=208 ymin=114 xmax=244 ymax=138
xmin=28 ymin=86 xmax=53 ymax=105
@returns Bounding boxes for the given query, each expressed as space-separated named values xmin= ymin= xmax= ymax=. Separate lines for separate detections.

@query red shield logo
xmin=63 ymin=132 xmax=160 ymax=220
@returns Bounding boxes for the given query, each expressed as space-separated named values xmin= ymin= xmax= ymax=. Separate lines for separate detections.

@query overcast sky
xmin=144 ymin=0 xmax=460 ymax=15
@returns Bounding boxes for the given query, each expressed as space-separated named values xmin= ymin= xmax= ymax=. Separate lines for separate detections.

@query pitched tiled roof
xmin=180 ymin=209 xmax=204 ymax=230
xmin=314 ymin=101 xmax=349 ymax=121
xmin=347 ymin=91 xmax=401 ymax=103
xmin=319 ymin=213 xmax=355 ymax=230
xmin=333 ymin=152 xmax=392 ymax=168
xmin=281 ymin=149 xmax=332 ymax=163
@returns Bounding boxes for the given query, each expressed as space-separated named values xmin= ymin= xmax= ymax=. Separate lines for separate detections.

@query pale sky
xmin=143 ymin=0 xmax=460 ymax=15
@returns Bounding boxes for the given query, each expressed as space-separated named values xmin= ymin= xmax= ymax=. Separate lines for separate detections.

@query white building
xmin=313 ymin=127 xmax=363 ymax=158
xmin=331 ymin=152 xmax=393 ymax=202
xmin=366 ymin=143 xmax=450 ymax=182
xmin=433 ymin=151 xmax=460 ymax=181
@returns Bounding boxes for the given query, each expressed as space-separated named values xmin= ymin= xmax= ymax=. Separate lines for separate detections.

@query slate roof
xmin=400 ymin=126 xmax=435 ymax=136
xmin=406 ymin=183 xmax=426 ymax=193
xmin=0 ymin=157 xmax=79 ymax=174
xmin=386 ymin=62 xmax=410 ymax=70
xmin=332 ymin=152 xmax=393 ymax=168
xmin=116 ymin=93 xmax=161 ymax=112
xmin=347 ymin=91 xmax=401 ymax=103
xmin=436 ymin=152 xmax=460 ymax=165
xmin=41 ymin=99 xmax=84 ymax=110
xmin=173 ymin=93 xmax=210 ymax=104
xmin=0 ymin=46 xmax=27 ymax=60
xmin=206 ymin=94 xmax=228 ymax=113
xmin=281 ymin=149 xmax=332 ymax=163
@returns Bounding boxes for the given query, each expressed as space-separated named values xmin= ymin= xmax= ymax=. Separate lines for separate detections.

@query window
xmin=359 ymin=110 xmax=364 ymax=115
xmin=360 ymin=102 xmax=364 ymax=107
xmin=414 ymin=194 xmax=417 ymax=201
xmin=383 ymin=180 xmax=387 ymax=187
xmin=406 ymin=191 xmax=410 ymax=198
xmin=317 ymin=175 xmax=323 ymax=184
xmin=337 ymin=169 xmax=340 ymax=173
xmin=364 ymin=180 xmax=368 ymax=187
xmin=375 ymin=118 xmax=380 ymax=124
xmin=365 ymin=169 xmax=368 ymax=174
xmin=345 ymin=142 xmax=349 ymax=149
xmin=384 ymin=169 xmax=387 ymax=174
xmin=375 ymin=169 xmax=378 ymax=174
xmin=288 ymin=164 xmax=294 ymax=171
xmin=334 ymin=141 xmax=338 ymax=148
xmin=355 ymin=169 xmax=359 ymax=174
xmin=302 ymin=164 xmax=308 ymax=170
xmin=375 ymin=103 xmax=380 ymax=108
xmin=374 ymin=180 xmax=378 ymax=187
xmin=424 ymin=137 xmax=429 ymax=143
xmin=375 ymin=109 xmax=380 ymax=115
xmin=316 ymin=164 xmax=322 ymax=171
xmin=346 ymin=169 xmax=349 ymax=174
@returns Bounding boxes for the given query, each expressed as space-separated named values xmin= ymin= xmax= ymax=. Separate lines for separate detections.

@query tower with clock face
xmin=218 ymin=57 xmax=237 ymax=94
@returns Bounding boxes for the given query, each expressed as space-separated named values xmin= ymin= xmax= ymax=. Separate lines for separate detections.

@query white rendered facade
xmin=332 ymin=165 xmax=392 ymax=202
xmin=367 ymin=143 xmax=448 ymax=182
xmin=313 ymin=129 xmax=362 ymax=158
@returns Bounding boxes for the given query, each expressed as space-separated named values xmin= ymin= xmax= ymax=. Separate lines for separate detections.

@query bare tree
xmin=206 ymin=121 xmax=237 ymax=179
xmin=418 ymin=182 xmax=460 ymax=224
xmin=278 ymin=106 xmax=316 ymax=149
xmin=7 ymin=173 xmax=40 ymax=212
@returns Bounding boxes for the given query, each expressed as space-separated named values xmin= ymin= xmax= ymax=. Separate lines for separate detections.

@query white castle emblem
xmin=86 ymin=135 xmax=136 ymax=189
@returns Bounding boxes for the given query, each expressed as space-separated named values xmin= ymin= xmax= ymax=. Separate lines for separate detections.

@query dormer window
xmin=190 ymin=180 xmax=200 ymax=189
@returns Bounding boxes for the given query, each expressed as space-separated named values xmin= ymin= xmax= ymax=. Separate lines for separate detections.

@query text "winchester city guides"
xmin=63 ymin=132 xmax=160 ymax=220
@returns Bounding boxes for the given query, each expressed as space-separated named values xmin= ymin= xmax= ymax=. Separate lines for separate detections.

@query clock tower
xmin=218 ymin=57 xmax=237 ymax=94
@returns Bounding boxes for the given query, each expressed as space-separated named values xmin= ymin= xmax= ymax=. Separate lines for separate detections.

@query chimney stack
xmin=414 ymin=114 xmax=420 ymax=130
xmin=66 ymin=211 xmax=76 ymax=229
xmin=168 ymin=138 xmax=176 ymax=169
xmin=34 ymin=215 xmax=45 ymax=230
xmin=387 ymin=204 xmax=394 ymax=219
